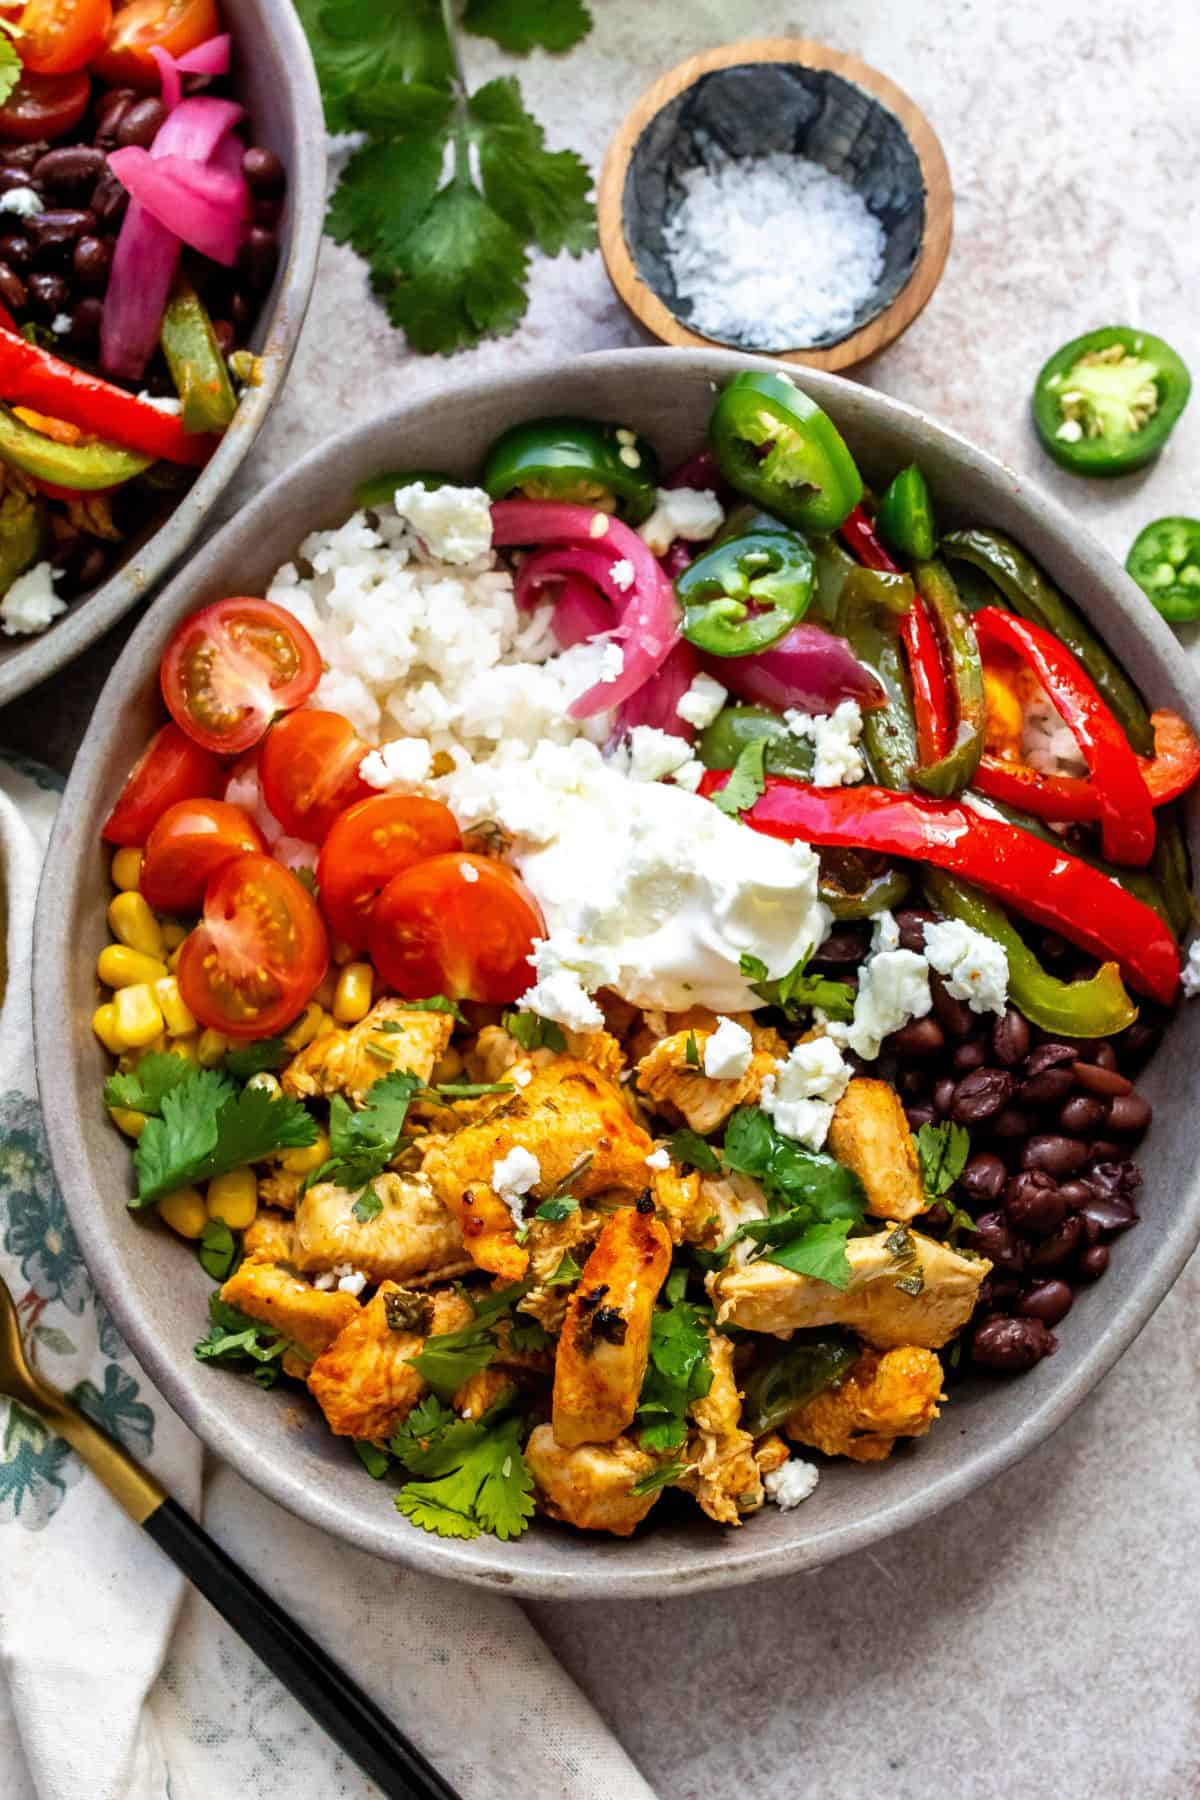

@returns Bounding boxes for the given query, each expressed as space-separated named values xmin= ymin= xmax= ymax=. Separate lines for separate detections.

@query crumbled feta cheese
xmin=638 ymin=487 xmax=724 ymax=556
xmin=460 ymin=860 xmax=480 ymax=884
xmin=337 ymin=1269 xmax=368 ymax=1297
xmin=845 ymin=947 xmax=932 ymax=1060
xmin=871 ymin=910 xmax=901 ymax=953
xmin=0 ymin=186 xmax=41 ymax=217
xmin=671 ymin=757 xmax=706 ymax=793
xmin=1182 ymin=940 xmax=1200 ymax=998
xmin=360 ymin=737 xmax=435 ymax=791
xmin=676 ymin=671 xmax=728 ymax=730
xmin=764 ymin=1457 xmax=820 ymax=1509
xmin=622 ymin=727 xmax=696 ymax=784
xmin=394 ymin=482 xmax=493 ymax=565
xmin=644 ymin=1147 xmax=671 ymax=1171
xmin=51 ymin=313 xmax=72 ymax=336
xmin=784 ymin=700 xmax=865 ymax=786
xmin=315 ymin=1261 xmax=368 ymax=1295
xmin=513 ymin=1065 xmax=533 ymax=1088
xmin=518 ymin=937 xmax=607 ymax=1033
xmin=703 ymin=1016 xmax=753 ymax=1080
xmin=760 ymin=1035 xmax=852 ymax=1148
xmin=136 ymin=390 xmax=184 ymax=415
xmin=490 ymin=1147 xmax=542 ymax=1224
xmin=923 ymin=918 xmax=1009 ymax=1015
xmin=609 ymin=558 xmax=635 ymax=592
xmin=0 ymin=561 xmax=65 ymax=637
xmin=598 ymin=639 xmax=625 ymax=684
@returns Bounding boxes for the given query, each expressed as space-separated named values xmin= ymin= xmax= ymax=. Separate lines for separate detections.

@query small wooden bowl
xmin=598 ymin=38 xmax=953 ymax=371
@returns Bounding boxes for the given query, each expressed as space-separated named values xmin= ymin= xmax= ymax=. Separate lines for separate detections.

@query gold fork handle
xmin=40 ymin=1393 xmax=167 ymax=1525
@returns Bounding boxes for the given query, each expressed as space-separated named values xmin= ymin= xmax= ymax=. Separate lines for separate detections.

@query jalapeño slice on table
xmin=1032 ymin=326 xmax=1191 ymax=476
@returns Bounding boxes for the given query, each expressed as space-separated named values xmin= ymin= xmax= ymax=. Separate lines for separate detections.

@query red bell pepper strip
xmin=0 ymin=325 xmax=214 ymax=466
xmin=698 ymin=770 xmax=1180 ymax=1003
xmin=973 ymin=606 xmax=1154 ymax=866
xmin=841 ymin=504 xmax=951 ymax=763
xmin=977 ymin=707 xmax=1200 ymax=820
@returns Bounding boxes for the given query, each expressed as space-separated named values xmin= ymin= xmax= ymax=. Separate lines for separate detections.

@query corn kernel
xmin=92 ymin=1003 xmax=124 ymax=1055
xmin=314 ymin=972 xmax=337 ymax=1010
xmin=109 ymin=1106 xmax=148 ymax=1139
xmin=333 ymin=962 xmax=374 ymax=1025
xmin=206 ymin=1168 xmax=259 ymax=1229
xmin=171 ymin=1035 xmax=200 ymax=1062
xmin=97 ymin=944 xmax=168 ymax=989
xmin=130 ymin=1033 xmax=168 ymax=1062
xmin=161 ymin=919 xmax=188 ymax=951
xmin=108 ymin=891 xmax=165 ymax=959
xmin=154 ymin=976 xmax=196 ymax=1037
xmin=279 ymin=1130 xmax=330 ymax=1176
xmin=158 ymin=1186 xmax=208 ymax=1239
xmin=247 ymin=1071 xmax=281 ymax=1097
xmin=283 ymin=1001 xmax=326 ymax=1051
xmin=196 ymin=1028 xmax=229 ymax=1067
xmin=167 ymin=944 xmax=184 ymax=973
xmin=112 ymin=983 xmax=165 ymax=1049
xmin=110 ymin=847 xmax=143 ymax=891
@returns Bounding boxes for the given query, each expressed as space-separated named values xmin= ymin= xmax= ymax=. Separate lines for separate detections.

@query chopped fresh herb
xmin=384 ymin=1289 xmax=434 ymax=1334
xmin=507 ymin=1316 xmax=549 ymax=1354
xmin=534 ymin=1195 xmax=580 ymax=1222
xmin=462 ymin=0 xmax=592 ymax=54
xmin=546 ymin=1251 xmax=583 ymax=1287
xmin=353 ymin=1439 xmax=391 ymax=1479
xmin=431 ymin=1081 xmax=514 ymax=1099
xmin=635 ymin=1294 xmax=712 ymax=1451
xmin=222 ymin=1037 xmax=292 ymax=1081
xmin=197 ymin=1219 xmax=238 ymax=1283
xmin=193 ymin=1294 xmax=292 ymax=1388
xmin=410 ymin=1279 xmax=531 ymax=1397
xmin=738 ymin=948 xmax=854 ymax=1022
xmin=663 ymin=1266 xmax=689 ymax=1305
xmin=394 ymin=1411 xmax=534 ymax=1541
xmin=739 ymin=953 xmax=770 ymax=984
xmin=0 ymin=30 xmax=20 ymax=109
xmin=502 ymin=1010 xmax=567 ymax=1052
xmin=364 ymin=1043 xmax=395 ymax=1066
xmin=133 ymin=1068 xmax=318 ymax=1207
xmin=628 ymin=1460 xmax=686 ymax=1498
xmin=916 ymin=1120 xmax=972 ymax=1200
xmin=722 ymin=1107 xmax=865 ymax=1222
xmin=384 ymin=994 xmax=468 ymax=1024
xmin=886 ymin=1224 xmax=926 ymax=1296
xmin=763 ymin=1216 xmax=854 ymax=1284
xmin=103 ymin=1052 xmax=194 ymax=1118
xmin=684 ymin=1031 xmax=701 ymax=1068
xmin=352 ymin=1185 xmax=384 ymax=1224
xmin=305 ymin=1070 xmax=422 ymax=1193
xmin=666 ymin=1127 xmax=721 ymax=1174
xmin=711 ymin=737 xmax=766 ymax=817
xmin=390 ymin=1393 xmax=458 ymax=1456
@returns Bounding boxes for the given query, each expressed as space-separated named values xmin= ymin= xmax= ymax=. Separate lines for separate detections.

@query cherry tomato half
xmin=93 ymin=0 xmax=218 ymax=87
xmin=259 ymin=709 xmax=372 ymax=845
xmin=0 ymin=68 xmax=90 ymax=141
xmin=17 ymin=0 xmax=112 ymax=75
xmin=177 ymin=851 xmax=328 ymax=1039
xmin=160 ymin=597 xmax=322 ymax=757
xmin=101 ymin=720 xmax=225 ymax=846
xmin=140 ymin=798 xmax=264 ymax=914
xmin=316 ymin=794 xmax=461 ymax=951
xmin=369 ymin=854 xmax=544 ymax=1005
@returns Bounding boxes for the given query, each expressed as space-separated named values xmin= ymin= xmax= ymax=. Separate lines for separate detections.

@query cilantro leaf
xmin=327 ymin=85 xmax=455 ymax=263
xmin=712 ymin=737 xmax=766 ymax=817
xmin=390 ymin=1393 xmax=458 ymax=1457
xmin=134 ymin=1070 xmax=317 ymax=1206
xmin=763 ymin=1216 xmax=854 ymax=1286
xmin=462 ymin=0 xmax=592 ymax=54
xmin=222 ymin=1037 xmax=291 ymax=1081
xmin=467 ymin=77 xmax=596 ymax=258
xmin=635 ymin=1294 xmax=713 ymax=1452
xmin=394 ymin=1413 xmax=534 ymax=1541
xmin=546 ymin=1251 xmax=583 ymax=1287
xmin=535 ymin=1195 xmax=579 ymax=1222
xmin=410 ymin=1280 xmax=531 ymax=1398
xmin=353 ymin=1439 xmax=391 ymax=1479
xmin=104 ymin=1052 xmax=195 ymax=1118
xmin=684 ymin=1031 xmax=701 ymax=1068
xmin=916 ymin=1121 xmax=971 ymax=1200
xmin=306 ymin=1071 xmax=421 ymax=1193
xmin=722 ymin=1107 xmax=864 ymax=1222
xmin=293 ymin=0 xmax=452 ymax=132
xmin=666 ymin=1128 xmax=721 ymax=1174
xmin=503 ymin=1010 xmax=566 ymax=1052
xmin=193 ymin=1294 xmax=292 ymax=1388
xmin=629 ymin=1460 xmax=686 ymax=1498
xmin=380 ymin=181 xmax=530 ymax=356
xmin=198 ymin=1219 xmax=238 ymax=1283
xmin=392 ymin=994 xmax=467 ymax=1025
xmin=0 ymin=32 xmax=19 ymax=109
xmin=352 ymin=1185 xmax=384 ymax=1224
xmin=739 ymin=948 xmax=855 ymax=1022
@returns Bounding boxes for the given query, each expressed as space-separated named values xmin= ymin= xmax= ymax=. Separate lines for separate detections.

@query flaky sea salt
xmin=664 ymin=152 xmax=886 ymax=350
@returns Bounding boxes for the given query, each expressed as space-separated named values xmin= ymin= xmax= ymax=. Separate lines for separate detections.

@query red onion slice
xmin=107 ymin=148 xmax=245 ymax=265
xmin=701 ymin=623 xmax=886 ymax=715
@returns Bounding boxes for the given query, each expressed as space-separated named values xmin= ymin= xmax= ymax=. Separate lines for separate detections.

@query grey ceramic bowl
xmin=0 ymin=0 xmax=325 ymax=708
xmin=33 ymin=350 xmax=1200 ymax=1600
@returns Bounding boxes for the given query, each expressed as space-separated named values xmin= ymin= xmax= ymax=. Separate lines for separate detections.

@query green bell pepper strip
xmin=818 ymin=849 xmax=911 ymax=920
xmin=1150 ymin=804 xmax=1195 ymax=939
xmin=923 ymin=868 xmax=1138 ymax=1038
xmin=908 ymin=559 xmax=984 ymax=797
xmin=677 ymin=528 xmax=814 ymax=657
xmin=813 ymin=535 xmax=913 ymax=625
xmin=697 ymin=703 xmax=814 ymax=778
xmin=481 ymin=416 xmax=659 ymax=523
xmin=161 ymin=279 xmax=237 ymax=437
xmin=877 ymin=464 xmax=936 ymax=560
xmin=1032 ymin=326 xmax=1191 ymax=477
xmin=0 ymin=404 xmax=151 ymax=491
xmin=709 ymin=371 xmax=863 ymax=534
xmin=0 ymin=487 xmax=40 ymax=594
xmin=835 ymin=573 xmax=919 ymax=791
xmin=941 ymin=527 xmax=1154 ymax=754
xmin=740 ymin=1335 xmax=858 ymax=1436
xmin=1126 ymin=516 xmax=1200 ymax=624
xmin=353 ymin=469 xmax=448 ymax=511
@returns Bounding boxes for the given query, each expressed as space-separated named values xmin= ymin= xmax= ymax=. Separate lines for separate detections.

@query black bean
xmin=252 ymin=196 xmax=281 ymax=229
xmin=991 ymin=1006 xmax=1030 ymax=1068
xmin=897 ymin=1067 xmax=928 ymax=1099
xmin=1105 ymin=1092 xmax=1152 ymax=1137
xmin=1079 ymin=1196 xmax=1137 ymax=1239
xmin=0 ymin=165 xmax=36 ymax=193
xmin=1088 ymin=1159 xmax=1142 ymax=1199
xmin=116 ymin=97 xmax=168 ymax=150
xmin=1019 ymin=1280 xmax=1074 ymax=1327
xmin=971 ymin=1314 xmax=1055 ymax=1373
xmin=236 ymin=225 xmax=278 ymax=292
xmin=893 ymin=909 xmax=934 ymax=953
xmin=69 ymin=543 xmax=108 ymax=591
xmin=1114 ymin=1020 xmax=1161 ymax=1070
xmin=1056 ymin=1179 xmax=1093 ymax=1210
xmin=930 ymin=973 xmax=973 ymax=1040
xmin=811 ymin=926 xmax=871 ymax=968
xmin=89 ymin=173 xmax=129 ymax=229
xmin=1082 ymin=1042 xmax=1119 ymax=1071
xmin=1004 ymin=1170 xmax=1067 ymax=1237
xmin=966 ymin=1210 xmax=1027 ymax=1274
xmin=73 ymin=235 xmax=112 ymax=288
xmin=990 ymin=1105 xmax=1035 ymax=1139
xmin=904 ymin=1104 xmax=935 ymax=1131
xmin=0 ymin=232 xmax=30 ymax=272
xmin=951 ymin=1066 xmax=1015 ymax=1125
xmin=1038 ymin=931 xmax=1074 ymax=966
xmin=890 ymin=1016 xmax=946 ymax=1059
xmin=32 ymin=145 xmax=107 ymax=201
xmin=1019 ymin=1062 xmax=1076 ymax=1106
xmin=932 ymin=1076 xmax=956 ymax=1118
xmin=1022 ymin=1042 xmax=1079 ymax=1080
xmin=25 ymin=272 xmax=67 ymax=318
xmin=0 ymin=260 xmax=26 ymax=312
xmin=922 ymin=1202 xmax=950 ymax=1231
xmin=1021 ymin=1134 xmax=1089 ymax=1175
xmin=978 ymin=1275 xmax=1022 ymax=1311
xmin=960 ymin=1152 xmax=1007 ymax=1204
xmin=1076 ymin=1244 xmax=1110 ymax=1282
xmin=1073 ymin=1061 xmax=1132 ymax=1098
xmin=1029 ymin=1213 xmax=1084 ymax=1269
xmin=1058 ymin=1094 xmax=1109 ymax=1135
xmin=1 ymin=141 xmax=46 ymax=170
xmin=243 ymin=145 xmax=285 ymax=193
xmin=27 ymin=209 xmax=96 ymax=264
xmin=953 ymin=1039 xmax=988 ymax=1075
xmin=94 ymin=88 xmax=136 ymax=139
xmin=68 ymin=297 xmax=103 ymax=349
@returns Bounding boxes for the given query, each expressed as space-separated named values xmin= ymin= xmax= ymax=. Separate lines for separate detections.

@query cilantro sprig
xmin=739 ymin=950 xmax=855 ymax=1023
xmin=915 ymin=1121 xmax=976 ymax=1237
xmin=193 ymin=1295 xmax=294 ymax=1389
xmin=718 ymin=1107 xmax=865 ymax=1289
xmin=635 ymin=1270 xmax=713 ymax=1451
xmin=410 ymin=1280 xmax=531 ymax=1397
xmin=304 ymin=1070 xmax=422 ymax=1194
xmin=712 ymin=738 xmax=767 ymax=817
xmin=132 ymin=1068 xmax=317 ymax=1207
xmin=394 ymin=1410 xmax=535 ymax=1541
xmin=503 ymin=1010 xmax=566 ymax=1052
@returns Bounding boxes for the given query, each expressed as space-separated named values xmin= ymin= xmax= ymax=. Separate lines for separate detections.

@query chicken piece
xmin=712 ymin=1227 xmax=990 ymax=1349
xmin=525 ymin=1426 xmax=661 ymax=1536
xmin=307 ymin=1284 xmax=472 ymax=1443
xmin=675 ymin=1331 xmax=763 ymax=1526
xmin=242 ymin=1209 xmax=295 ymax=1263
xmin=651 ymin=1163 xmax=710 ymax=1246
xmin=631 ymin=1006 xmax=782 ymax=1064
xmin=828 ymin=1079 xmax=927 ymax=1222
xmin=220 ymin=1255 xmax=359 ymax=1379
xmin=636 ymin=1023 xmax=785 ymax=1135
xmin=753 ymin=1432 xmax=790 ymax=1477
xmin=517 ymin=1209 xmax=603 ymax=1334
xmin=551 ymin=1205 xmax=672 ymax=1448
xmin=282 ymin=998 xmax=452 ymax=1106
xmin=466 ymin=1022 xmax=625 ymax=1086
xmin=785 ymin=1345 xmax=944 ymax=1462
xmin=257 ymin=1164 xmax=305 ymax=1213
xmin=421 ymin=1058 xmax=654 ymax=1280
xmin=453 ymin=1367 xmax=516 ymax=1421
xmin=293 ymin=1171 xmax=469 ymax=1287
xmin=700 ymin=1172 xmax=768 ymax=1262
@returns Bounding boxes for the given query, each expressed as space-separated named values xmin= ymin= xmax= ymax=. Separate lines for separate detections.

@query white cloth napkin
xmin=0 ymin=753 xmax=654 ymax=1800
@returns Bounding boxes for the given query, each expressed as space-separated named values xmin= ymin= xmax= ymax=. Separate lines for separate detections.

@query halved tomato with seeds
xmin=161 ymin=597 xmax=322 ymax=756
xmin=369 ymin=854 xmax=545 ymax=1004
xmin=259 ymin=709 xmax=372 ymax=844
xmin=140 ymin=797 xmax=263 ymax=914
xmin=101 ymin=720 xmax=224 ymax=846
xmin=316 ymin=794 xmax=462 ymax=950
xmin=177 ymin=851 xmax=328 ymax=1038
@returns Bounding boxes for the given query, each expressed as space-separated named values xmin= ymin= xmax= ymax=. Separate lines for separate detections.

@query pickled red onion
xmin=701 ymin=623 xmax=885 ymax=715
xmin=616 ymin=641 xmax=700 ymax=739
xmin=107 ymin=149 xmax=245 ymax=266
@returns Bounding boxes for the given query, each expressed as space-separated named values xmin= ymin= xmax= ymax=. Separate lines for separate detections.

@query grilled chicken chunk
xmin=241 ymin=1209 xmax=296 ymax=1263
xmin=293 ymin=1171 xmax=468 ymax=1286
xmin=467 ymin=1023 xmax=626 ymax=1086
xmin=551 ymin=1205 xmax=672 ymax=1448
xmin=307 ymin=1284 xmax=472 ymax=1444
xmin=219 ymin=1255 xmax=359 ymax=1378
xmin=636 ymin=1020 xmax=785 ymax=1135
xmin=675 ymin=1330 xmax=763 ymax=1526
xmin=282 ymin=999 xmax=452 ymax=1106
xmin=421 ymin=1057 xmax=654 ymax=1280
xmin=827 ymin=1079 xmax=927 ymax=1222
xmin=712 ymin=1227 xmax=989 ymax=1349
xmin=785 ymin=1345 xmax=944 ymax=1461
xmin=525 ymin=1427 xmax=661 ymax=1536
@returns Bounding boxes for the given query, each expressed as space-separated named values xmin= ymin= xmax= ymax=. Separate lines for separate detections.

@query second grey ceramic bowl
xmin=0 ymin=0 xmax=325 ymax=708
xmin=34 ymin=350 xmax=1200 ymax=1600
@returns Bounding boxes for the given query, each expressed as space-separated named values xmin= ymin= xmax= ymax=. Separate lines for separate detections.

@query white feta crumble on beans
xmin=923 ymin=918 xmax=1009 ymax=1015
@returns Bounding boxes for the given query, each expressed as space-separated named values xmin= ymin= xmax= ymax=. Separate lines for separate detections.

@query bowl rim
xmin=32 ymin=347 xmax=1200 ymax=1599
xmin=597 ymin=37 xmax=954 ymax=372
xmin=0 ymin=0 xmax=327 ymax=708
